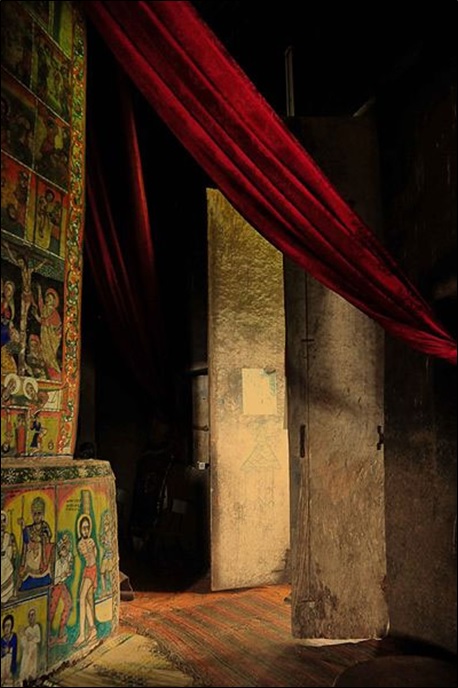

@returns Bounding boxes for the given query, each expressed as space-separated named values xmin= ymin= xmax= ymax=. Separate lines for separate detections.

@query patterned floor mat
xmin=35 ymin=632 xmax=197 ymax=687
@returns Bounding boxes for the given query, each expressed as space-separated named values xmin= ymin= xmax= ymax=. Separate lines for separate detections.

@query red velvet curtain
xmin=81 ymin=0 xmax=456 ymax=365
xmin=85 ymin=70 xmax=172 ymax=414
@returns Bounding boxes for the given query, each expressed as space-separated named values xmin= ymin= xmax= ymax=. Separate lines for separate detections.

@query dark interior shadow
xmin=376 ymin=633 xmax=457 ymax=663
xmin=326 ymin=634 xmax=457 ymax=687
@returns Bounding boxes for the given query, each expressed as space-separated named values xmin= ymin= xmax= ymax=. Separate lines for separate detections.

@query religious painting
xmin=2 ymin=487 xmax=56 ymax=601
xmin=1 ymin=0 xmax=86 ymax=458
xmin=1 ymin=260 xmax=21 ymax=378
xmin=32 ymin=27 xmax=72 ymax=123
xmin=1 ymin=70 xmax=36 ymax=169
xmin=27 ymin=408 xmax=59 ymax=456
xmin=21 ymin=0 xmax=51 ymax=30
xmin=34 ymin=105 xmax=70 ymax=191
xmin=1 ymin=407 xmax=27 ymax=458
xmin=1 ymin=379 xmax=62 ymax=458
xmin=33 ymin=177 xmax=67 ymax=256
xmin=1 ymin=237 xmax=64 ymax=384
xmin=47 ymin=482 xmax=118 ymax=666
xmin=1 ymin=594 xmax=48 ymax=686
xmin=2 ymin=488 xmax=52 ymax=688
xmin=51 ymin=1 xmax=74 ymax=59
xmin=0 ymin=2 xmax=33 ymax=89
xmin=1 ymin=153 xmax=36 ymax=241
xmin=1 ymin=459 xmax=119 ymax=678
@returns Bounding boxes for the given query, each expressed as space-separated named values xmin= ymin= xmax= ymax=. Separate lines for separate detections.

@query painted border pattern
xmin=58 ymin=7 xmax=86 ymax=455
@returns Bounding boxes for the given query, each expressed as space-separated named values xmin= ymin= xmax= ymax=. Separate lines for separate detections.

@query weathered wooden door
xmin=285 ymin=116 xmax=389 ymax=638
xmin=206 ymin=117 xmax=389 ymax=640
xmin=207 ymin=189 xmax=290 ymax=591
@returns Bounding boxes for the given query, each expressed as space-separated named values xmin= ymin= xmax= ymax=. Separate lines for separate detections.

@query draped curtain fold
xmin=81 ymin=0 xmax=456 ymax=365
xmin=85 ymin=70 xmax=171 ymax=414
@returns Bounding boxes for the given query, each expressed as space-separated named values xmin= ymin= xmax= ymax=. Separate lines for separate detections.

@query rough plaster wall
xmin=380 ymin=83 xmax=457 ymax=652
xmin=208 ymin=190 xmax=290 ymax=591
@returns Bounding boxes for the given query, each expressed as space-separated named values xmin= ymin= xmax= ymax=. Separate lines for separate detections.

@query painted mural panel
xmin=1 ymin=0 xmax=85 ymax=458
xmin=0 ymin=2 xmax=33 ymax=91
xmin=1 ymin=459 xmax=120 ymax=683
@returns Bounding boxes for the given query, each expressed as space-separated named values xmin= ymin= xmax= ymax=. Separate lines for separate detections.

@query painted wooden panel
xmin=207 ymin=190 xmax=290 ymax=591
xmin=1 ymin=0 xmax=86 ymax=458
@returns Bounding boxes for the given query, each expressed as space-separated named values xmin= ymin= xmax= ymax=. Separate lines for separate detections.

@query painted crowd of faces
xmin=1 ymin=486 xmax=116 ymax=685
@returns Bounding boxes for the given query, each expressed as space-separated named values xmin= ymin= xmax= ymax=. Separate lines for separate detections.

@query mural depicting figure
xmin=25 ymin=333 xmax=47 ymax=378
xmin=1 ymin=510 xmax=18 ymax=604
xmin=2 ymin=0 xmax=93 ymax=677
xmin=19 ymin=607 xmax=41 ymax=685
xmin=0 ymin=81 xmax=35 ymax=167
xmin=1 ymin=614 xmax=18 ymax=687
xmin=1 ymin=243 xmax=48 ymax=377
xmin=0 ymin=2 xmax=33 ymax=88
xmin=14 ymin=412 xmax=27 ymax=457
xmin=17 ymin=496 xmax=53 ymax=592
xmin=32 ymin=284 xmax=62 ymax=380
xmin=75 ymin=514 xmax=98 ymax=646
xmin=49 ymin=533 xmax=73 ymax=645
xmin=29 ymin=410 xmax=47 ymax=454
xmin=99 ymin=510 xmax=115 ymax=595
xmin=1 ymin=279 xmax=16 ymax=346
xmin=1 ymin=279 xmax=20 ymax=375
xmin=1 ymin=374 xmax=20 ymax=406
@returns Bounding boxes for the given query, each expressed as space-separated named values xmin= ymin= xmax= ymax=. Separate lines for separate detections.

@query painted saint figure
xmin=99 ymin=510 xmax=114 ymax=595
xmin=14 ymin=413 xmax=27 ymax=457
xmin=75 ymin=514 xmax=98 ymax=646
xmin=1 ymin=614 xmax=18 ymax=687
xmin=19 ymin=608 xmax=41 ymax=684
xmin=36 ymin=188 xmax=55 ymax=240
xmin=25 ymin=333 xmax=47 ymax=378
xmin=1 ymin=280 xmax=20 ymax=374
xmin=32 ymin=284 xmax=62 ymax=380
xmin=49 ymin=533 xmax=73 ymax=645
xmin=2 ymin=386 xmax=16 ymax=450
xmin=29 ymin=411 xmax=47 ymax=454
xmin=1 ymin=511 xmax=18 ymax=604
xmin=1 ymin=243 xmax=47 ymax=376
xmin=12 ymin=170 xmax=29 ymax=234
xmin=1 ymin=279 xmax=16 ymax=347
xmin=1 ymin=374 xmax=20 ymax=406
xmin=17 ymin=496 xmax=53 ymax=591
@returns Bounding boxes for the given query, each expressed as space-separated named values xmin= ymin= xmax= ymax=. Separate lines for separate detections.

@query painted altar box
xmin=1 ymin=459 xmax=120 ymax=685
xmin=1 ymin=2 xmax=121 ymax=684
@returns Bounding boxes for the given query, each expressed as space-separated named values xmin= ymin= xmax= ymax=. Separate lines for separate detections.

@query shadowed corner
xmin=333 ymin=634 xmax=457 ymax=687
